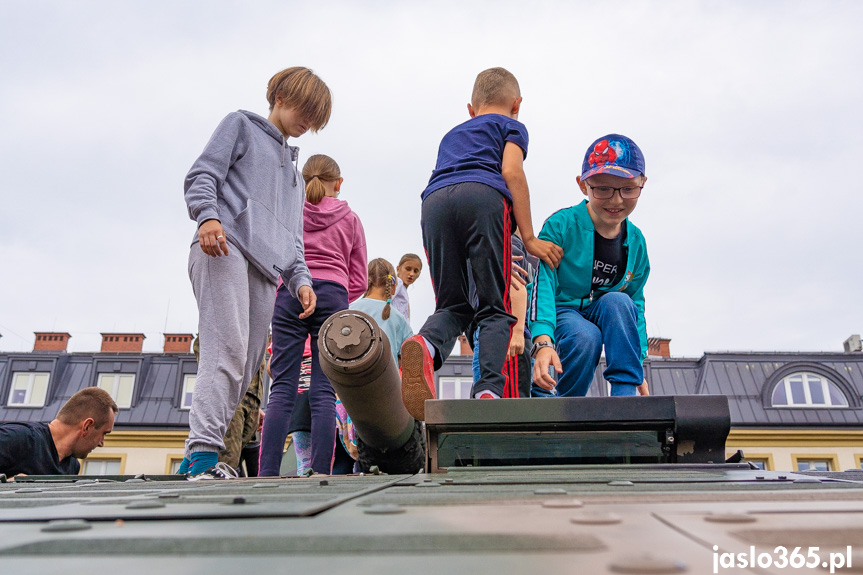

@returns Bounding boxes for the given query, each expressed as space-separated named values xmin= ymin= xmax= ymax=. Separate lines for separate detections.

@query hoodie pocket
xmin=229 ymin=199 xmax=295 ymax=282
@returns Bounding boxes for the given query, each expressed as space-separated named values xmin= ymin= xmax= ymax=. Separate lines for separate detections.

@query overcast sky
xmin=1 ymin=1 xmax=861 ymax=358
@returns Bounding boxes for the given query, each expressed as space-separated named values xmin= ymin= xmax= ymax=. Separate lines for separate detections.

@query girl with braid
xmin=350 ymin=258 xmax=414 ymax=363
xmin=260 ymin=154 xmax=367 ymax=476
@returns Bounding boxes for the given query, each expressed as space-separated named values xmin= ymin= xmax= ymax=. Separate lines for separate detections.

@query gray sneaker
xmin=187 ymin=462 xmax=239 ymax=481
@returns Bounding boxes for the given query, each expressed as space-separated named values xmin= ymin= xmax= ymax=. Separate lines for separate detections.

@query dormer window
xmin=7 ymin=372 xmax=50 ymax=407
xmin=771 ymin=372 xmax=849 ymax=407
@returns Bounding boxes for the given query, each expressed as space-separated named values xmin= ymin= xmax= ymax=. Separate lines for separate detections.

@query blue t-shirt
xmin=422 ymin=114 xmax=529 ymax=202
xmin=349 ymin=298 xmax=414 ymax=362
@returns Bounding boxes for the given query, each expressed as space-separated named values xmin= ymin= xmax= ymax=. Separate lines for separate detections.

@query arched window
xmin=771 ymin=372 xmax=849 ymax=407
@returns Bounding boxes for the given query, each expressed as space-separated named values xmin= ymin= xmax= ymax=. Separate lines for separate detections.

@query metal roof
xmin=2 ymin=347 xmax=862 ymax=428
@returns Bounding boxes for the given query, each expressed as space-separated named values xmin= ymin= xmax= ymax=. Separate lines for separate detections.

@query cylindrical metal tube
xmin=318 ymin=310 xmax=415 ymax=452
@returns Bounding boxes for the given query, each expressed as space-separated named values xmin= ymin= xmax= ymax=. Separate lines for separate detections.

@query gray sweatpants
xmin=186 ymin=241 xmax=276 ymax=456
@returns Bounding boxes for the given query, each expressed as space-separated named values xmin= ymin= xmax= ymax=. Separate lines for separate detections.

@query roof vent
xmin=844 ymin=334 xmax=862 ymax=353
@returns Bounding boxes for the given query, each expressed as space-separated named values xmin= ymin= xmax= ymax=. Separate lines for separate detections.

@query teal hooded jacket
xmin=528 ymin=200 xmax=650 ymax=360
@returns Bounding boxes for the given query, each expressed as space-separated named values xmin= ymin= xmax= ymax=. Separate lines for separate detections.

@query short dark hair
xmin=56 ymin=387 xmax=118 ymax=428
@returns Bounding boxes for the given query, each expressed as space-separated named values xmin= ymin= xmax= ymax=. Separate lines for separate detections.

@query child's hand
xmin=297 ymin=285 xmax=317 ymax=319
xmin=525 ymin=237 xmax=563 ymax=269
xmin=508 ymin=331 xmax=525 ymax=357
xmin=198 ymin=219 xmax=229 ymax=257
xmin=532 ymin=346 xmax=561 ymax=391
xmin=637 ymin=379 xmax=649 ymax=396
xmin=510 ymin=256 xmax=528 ymax=291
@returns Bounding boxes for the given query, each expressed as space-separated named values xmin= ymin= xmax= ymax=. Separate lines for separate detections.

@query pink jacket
xmin=303 ymin=196 xmax=367 ymax=302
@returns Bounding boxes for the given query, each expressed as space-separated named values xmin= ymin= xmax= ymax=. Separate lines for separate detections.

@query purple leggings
xmin=259 ymin=280 xmax=347 ymax=475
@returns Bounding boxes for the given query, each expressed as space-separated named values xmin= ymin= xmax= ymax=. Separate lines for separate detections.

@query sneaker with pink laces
xmin=400 ymin=335 xmax=436 ymax=421
xmin=475 ymin=391 xmax=499 ymax=399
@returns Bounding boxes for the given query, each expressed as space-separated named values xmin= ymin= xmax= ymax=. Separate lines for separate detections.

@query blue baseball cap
xmin=581 ymin=134 xmax=646 ymax=180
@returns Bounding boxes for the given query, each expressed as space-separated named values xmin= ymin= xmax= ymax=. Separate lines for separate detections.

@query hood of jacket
xmin=304 ymin=196 xmax=353 ymax=231
xmin=240 ymin=110 xmax=284 ymax=144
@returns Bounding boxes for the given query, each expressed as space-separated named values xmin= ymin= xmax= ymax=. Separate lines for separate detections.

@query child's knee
xmin=600 ymin=292 xmax=637 ymax=316
xmin=557 ymin=323 xmax=602 ymax=357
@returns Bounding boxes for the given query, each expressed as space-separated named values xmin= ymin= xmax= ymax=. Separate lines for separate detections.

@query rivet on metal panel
xmin=444 ymin=478 xmax=454 ymax=484
xmin=364 ymin=504 xmax=406 ymax=515
xmin=542 ymin=499 xmax=584 ymax=509
xmin=534 ymin=488 xmax=567 ymax=495
xmin=415 ymin=482 xmax=441 ymax=488
xmin=793 ymin=477 xmax=822 ymax=484
xmin=608 ymin=553 xmax=687 ymax=573
xmin=125 ymin=500 xmax=167 ymax=509
xmin=252 ymin=483 xmax=279 ymax=489
xmin=158 ymin=492 xmax=181 ymax=498
xmin=14 ymin=488 xmax=44 ymax=493
xmin=231 ymin=497 xmax=246 ymax=504
xmin=570 ymin=512 xmax=622 ymax=525
xmin=41 ymin=519 xmax=92 ymax=533
xmin=319 ymin=480 xmax=329 ymax=486
xmin=704 ymin=513 xmax=756 ymax=524
xmin=608 ymin=480 xmax=635 ymax=487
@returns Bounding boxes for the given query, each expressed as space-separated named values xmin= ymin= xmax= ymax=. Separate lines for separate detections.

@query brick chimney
xmin=100 ymin=333 xmax=145 ymax=353
xmin=163 ymin=333 xmax=193 ymax=353
xmin=33 ymin=332 xmax=71 ymax=352
xmin=647 ymin=337 xmax=671 ymax=358
xmin=458 ymin=335 xmax=473 ymax=356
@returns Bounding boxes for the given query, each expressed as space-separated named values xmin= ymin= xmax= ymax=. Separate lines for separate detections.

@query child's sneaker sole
xmin=401 ymin=338 xmax=434 ymax=421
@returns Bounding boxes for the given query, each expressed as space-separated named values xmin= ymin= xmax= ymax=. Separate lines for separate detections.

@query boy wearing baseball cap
xmin=528 ymin=134 xmax=650 ymax=397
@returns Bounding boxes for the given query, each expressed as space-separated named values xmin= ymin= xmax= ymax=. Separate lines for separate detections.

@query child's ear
xmin=511 ymin=96 xmax=522 ymax=116
xmin=577 ymin=176 xmax=589 ymax=196
xmin=467 ymin=103 xmax=477 ymax=118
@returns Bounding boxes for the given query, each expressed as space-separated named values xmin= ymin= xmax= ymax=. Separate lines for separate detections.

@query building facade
xmin=3 ymin=331 xmax=863 ymax=474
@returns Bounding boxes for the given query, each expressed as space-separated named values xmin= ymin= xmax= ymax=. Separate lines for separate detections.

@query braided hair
xmin=365 ymin=258 xmax=397 ymax=320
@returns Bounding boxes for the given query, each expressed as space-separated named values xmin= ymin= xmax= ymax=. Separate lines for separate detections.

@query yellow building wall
xmin=86 ymin=430 xmax=186 ymax=475
xmin=727 ymin=429 xmax=863 ymax=472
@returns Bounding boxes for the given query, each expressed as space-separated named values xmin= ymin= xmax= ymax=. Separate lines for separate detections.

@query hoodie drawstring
xmin=282 ymin=137 xmax=299 ymax=186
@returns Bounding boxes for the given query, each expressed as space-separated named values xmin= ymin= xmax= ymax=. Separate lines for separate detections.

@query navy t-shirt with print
xmin=592 ymin=227 xmax=627 ymax=289
xmin=0 ymin=422 xmax=80 ymax=476
xmin=422 ymin=114 xmax=528 ymax=202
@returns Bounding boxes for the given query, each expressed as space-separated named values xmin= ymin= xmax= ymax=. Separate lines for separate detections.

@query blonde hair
xmin=365 ymin=258 xmax=396 ymax=320
xmin=302 ymin=154 xmax=341 ymax=205
xmin=471 ymin=67 xmax=520 ymax=109
xmin=57 ymin=387 xmax=118 ymax=428
xmin=397 ymin=253 xmax=422 ymax=269
xmin=266 ymin=67 xmax=332 ymax=131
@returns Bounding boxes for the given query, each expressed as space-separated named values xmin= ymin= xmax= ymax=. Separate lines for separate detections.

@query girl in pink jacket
xmin=260 ymin=154 xmax=367 ymax=476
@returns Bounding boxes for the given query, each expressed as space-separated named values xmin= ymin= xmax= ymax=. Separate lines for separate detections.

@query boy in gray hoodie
xmin=181 ymin=67 xmax=332 ymax=478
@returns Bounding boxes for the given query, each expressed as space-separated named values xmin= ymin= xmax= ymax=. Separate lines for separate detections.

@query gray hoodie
xmin=184 ymin=110 xmax=311 ymax=295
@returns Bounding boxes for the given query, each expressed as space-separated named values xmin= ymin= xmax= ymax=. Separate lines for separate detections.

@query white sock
xmin=424 ymin=337 xmax=436 ymax=359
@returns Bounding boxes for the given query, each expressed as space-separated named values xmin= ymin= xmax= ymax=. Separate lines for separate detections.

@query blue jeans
xmin=541 ymin=292 xmax=642 ymax=397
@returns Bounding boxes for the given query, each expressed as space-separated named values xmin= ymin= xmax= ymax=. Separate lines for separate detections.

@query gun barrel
xmin=317 ymin=310 xmax=415 ymax=452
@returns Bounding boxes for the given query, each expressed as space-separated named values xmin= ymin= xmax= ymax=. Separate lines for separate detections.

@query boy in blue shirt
xmin=529 ymin=134 xmax=650 ymax=398
xmin=401 ymin=67 xmax=563 ymax=420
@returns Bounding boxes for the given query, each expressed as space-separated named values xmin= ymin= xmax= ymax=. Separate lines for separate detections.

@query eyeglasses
xmin=586 ymin=184 xmax=643 ymax=200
